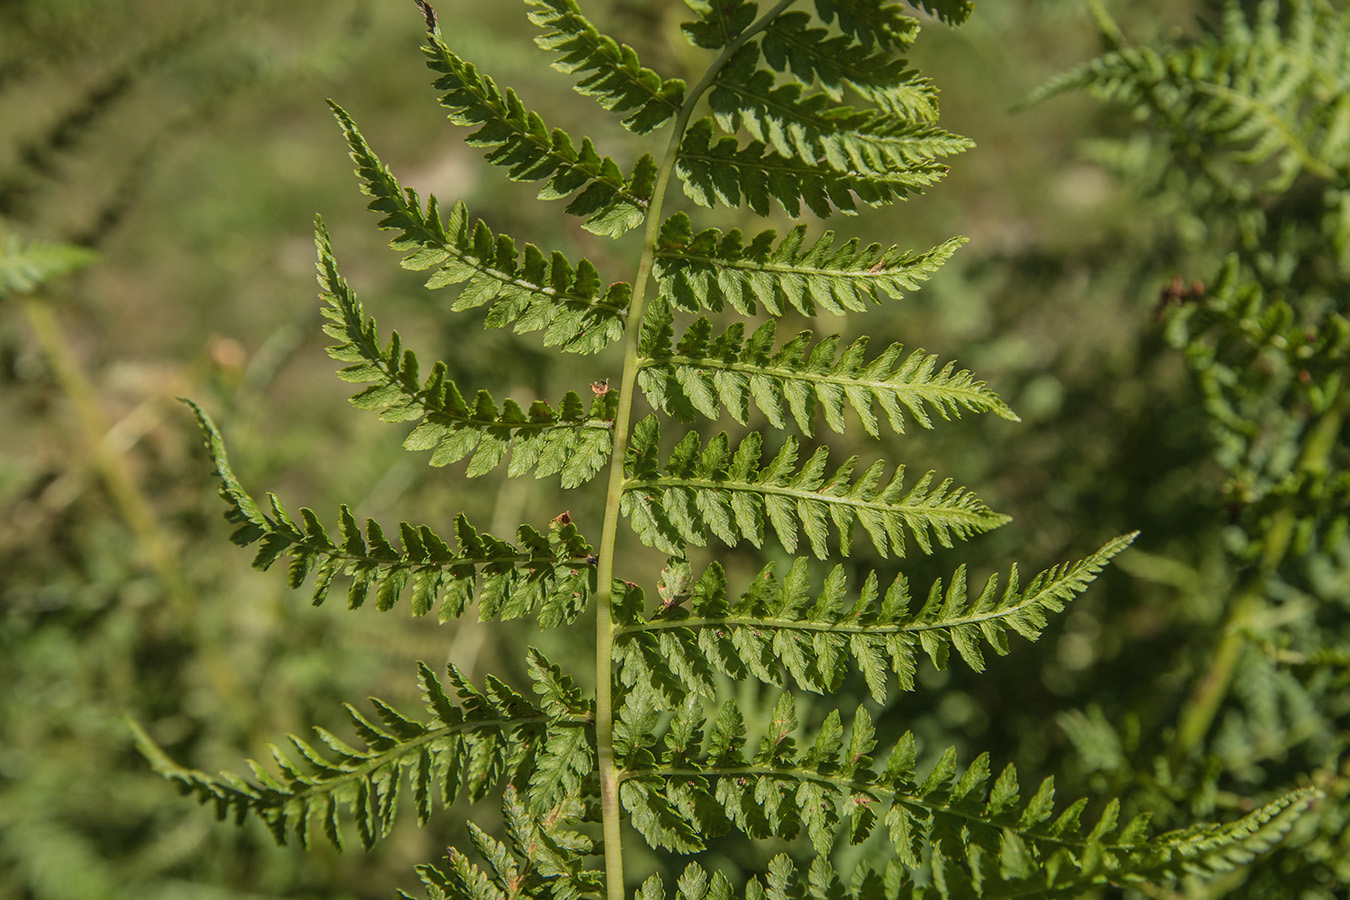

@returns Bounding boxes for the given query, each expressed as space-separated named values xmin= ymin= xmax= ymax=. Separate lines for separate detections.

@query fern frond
xmin=653 ymin=213 xmax=964 ymax=317
xmin=133 ymin=661 xmax=591 ymax=850
xmin=708 ymin=42 xmax=971 ymax=174
xmin=410 ymin=788 xmax=602 ymax=900
xmin=760 ymin=10 xmax=938 ymax=120
xmin=621 ymin=417 xmax=1008 ymax=559
xmin=1028 ymin=0 xmax=1350 ymax=189
xmin=317 ymin=226 xmax=615 ymax=484
xmin=613 ymin=535 xmax=1136 ymax=705
xmin=422 ymin=32 xmax=656 ymax=237
xmin=185 ymin=400 xmax=594 ymax=625
xmin=617 ymin=697 xmax=1319 ymax=888
xmin=329 ymin=106 xmax=630 ymax=353
xmin=676 ymin=117 xmax=945 ymax=218
xmin=637 ymin=301 xmax=1016 ymax=437
xmin=526 ymin=0 xmax=686 ymax=135
xmin=0 ymin=234 xmax=99 ymax=299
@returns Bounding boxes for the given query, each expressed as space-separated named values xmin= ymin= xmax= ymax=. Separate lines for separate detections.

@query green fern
xmin=141 ymin=3 xmax=1320 ymax=899
xmin=1028 ymin=0 xmax=1350 ymax=191
xmin=1031 ymin=4 xmax=1350 ymax=898
xmin=0 ymin=232 xmax=98 ymax=299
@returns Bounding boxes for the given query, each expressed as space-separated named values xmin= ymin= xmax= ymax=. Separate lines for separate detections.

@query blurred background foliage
xmin=2 ymin=1 xmax=1345 ymax=899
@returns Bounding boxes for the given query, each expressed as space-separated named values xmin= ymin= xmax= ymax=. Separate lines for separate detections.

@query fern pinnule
xmin=0 ymin=234 xmax=100 ymax=298
xmin=808 ymin=0 xmax=936 ymax=50
xmin=407 ymin=785 xmax=600 ymax=900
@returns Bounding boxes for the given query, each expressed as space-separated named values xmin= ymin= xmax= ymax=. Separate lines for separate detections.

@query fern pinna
xmin=139 ymin=2 xmax=1319 ymax=899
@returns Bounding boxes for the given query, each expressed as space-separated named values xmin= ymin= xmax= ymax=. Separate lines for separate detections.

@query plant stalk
xmin=590 ymin=5 xmax=795 ymax=898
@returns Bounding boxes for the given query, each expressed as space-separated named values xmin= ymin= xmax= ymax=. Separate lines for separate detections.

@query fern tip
xmin=179 ymin=397 xmax=217 ymax=435
xmin=414 ymin=0 xmax=438 ymax=35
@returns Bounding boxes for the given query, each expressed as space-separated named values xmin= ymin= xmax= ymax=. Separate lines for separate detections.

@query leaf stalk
xmin=590 ymin=4 xmax=797 ymax=898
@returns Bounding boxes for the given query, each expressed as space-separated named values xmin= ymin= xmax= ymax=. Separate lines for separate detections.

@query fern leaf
xmin=525 ymin=647 xmax=591 ymax=719
xmin=422 ymin=32 xmax=655 ymax=236
xmin=184 ymin=400 xmax=594 ymax=625
xmin=614 ymin=535 xmax=1136 ymax=705
xmin=760 ymin=10 xmax=938 ymax=121
xmin=317 ymin=225 xmax=616 ymax=483
xmin=526 ymin=0 xmax=685 ymax=135
xmin=653 ymin=213 xmax=964 ymax=317
xmin=675 ymin=117 xmax=946 ymax=218
xmin=708 ymin=42 xmax=971 ymax=175
xmin=528 ymin=725 xmax=594 ymax=815
xmin=131 ymin=665 xmax=591 ymax=850
xmin=616 ymin=699 xmax=1320 ymax=888
xmin=329 ymin=106 xmax=630 ymax=353
xmin=0 ymin=234 xmax=99 ymax=299
xmin=638 ymin=301 xmax=1017 ymax=436
xmin=621 ymin=416 xmax=1008 ymax=559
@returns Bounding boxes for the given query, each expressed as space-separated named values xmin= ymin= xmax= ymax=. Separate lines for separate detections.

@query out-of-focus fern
xmin=142 ymin=2 xmax=1320 ymax=899
xmin=0 ymin=233 xmax=98 ymax=299
xmin=1036 ymin=3 xmax=1349 ymax=897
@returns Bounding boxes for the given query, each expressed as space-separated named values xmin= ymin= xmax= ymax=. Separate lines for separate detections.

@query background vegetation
xmin=3 ymin=1 xmax=1343 ymax=899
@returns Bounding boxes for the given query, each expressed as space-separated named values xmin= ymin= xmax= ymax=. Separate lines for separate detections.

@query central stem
xmin=589 ymin=6 xmax=797 ymax=899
